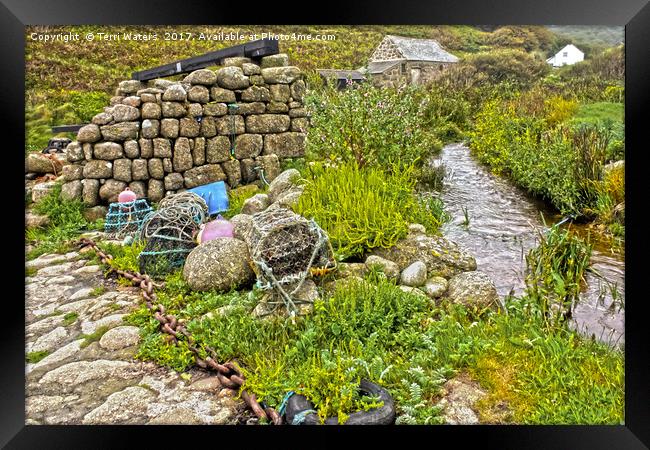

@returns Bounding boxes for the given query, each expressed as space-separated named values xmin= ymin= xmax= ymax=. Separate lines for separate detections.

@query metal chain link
xmin=78 ymin=237 xmax=282 ymax=425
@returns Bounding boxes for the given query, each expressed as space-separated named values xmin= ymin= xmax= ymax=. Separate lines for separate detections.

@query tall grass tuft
xmin=523 ymin=225 xmax=592 ymax=327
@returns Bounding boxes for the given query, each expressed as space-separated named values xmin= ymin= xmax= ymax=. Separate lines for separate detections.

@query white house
xmin=546 ymin=44 xmax=585 ymax=67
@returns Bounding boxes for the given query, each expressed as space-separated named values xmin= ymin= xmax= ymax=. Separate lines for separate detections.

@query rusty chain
xmin=78 ymin=237 xmax=283 ymax=425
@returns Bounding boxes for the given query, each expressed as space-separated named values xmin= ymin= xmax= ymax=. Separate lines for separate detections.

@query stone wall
xmin=371 ymin=61 xmax=452 ymax=88
xmin=60 ymin=54 xmax=308 ymax=205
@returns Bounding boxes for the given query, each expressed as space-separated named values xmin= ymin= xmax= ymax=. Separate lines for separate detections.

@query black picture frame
xmin=4 ymin=0 xmax=649 ymax=447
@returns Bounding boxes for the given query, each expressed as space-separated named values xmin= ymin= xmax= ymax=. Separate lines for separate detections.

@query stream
xmin=431 ymin=143 xmax=624 ymax=346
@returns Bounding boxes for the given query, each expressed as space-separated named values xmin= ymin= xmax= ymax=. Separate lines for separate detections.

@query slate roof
xmin=367 ymin=60 xmax=402 ymax=74
xmin=377 ymin=35 xmax=459 ymax=63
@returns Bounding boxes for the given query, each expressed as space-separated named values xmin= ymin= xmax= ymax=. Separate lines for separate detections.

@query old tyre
xmin=285 ymin=379 xmax=396 ymax=425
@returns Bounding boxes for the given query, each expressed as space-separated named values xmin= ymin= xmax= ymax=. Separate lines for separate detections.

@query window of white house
xmin=563 ymin=51 xmax=568 ymax=57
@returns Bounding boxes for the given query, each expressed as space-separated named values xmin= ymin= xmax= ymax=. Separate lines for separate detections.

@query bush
xmin=463 ymin=49 xmax=550 ymax=89
xmin=295 ymin=161 xmax=448 ymax=260
xmin=305 ymin=83 xmax=441 ymax=171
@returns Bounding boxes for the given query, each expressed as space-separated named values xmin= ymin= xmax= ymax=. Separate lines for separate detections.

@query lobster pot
xmin=248 ymin=208 xmax=333 ymax=288
xmin=137 ymin=192 xmax=208 ymax=278
xmin=103 ymin=199 xmax=153 ymax=238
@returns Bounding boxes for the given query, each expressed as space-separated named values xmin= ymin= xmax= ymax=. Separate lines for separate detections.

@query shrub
xmin=295 ymin=161 xmax=448 ymax=260
xmin=305 ymin=83 xmax=441 ymax=171
xmin=463 ymin=49 xmax=550 ymax=89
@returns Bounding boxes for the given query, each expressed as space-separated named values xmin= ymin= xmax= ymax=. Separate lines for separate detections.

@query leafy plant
xmin=295 ymin=161 xmax=448 ymax=259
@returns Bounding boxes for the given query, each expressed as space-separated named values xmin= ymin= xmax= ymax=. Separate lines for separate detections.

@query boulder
xmin=83 ymin=160 xmax=113 ymax=179
xmin=83 ymin=205 xmax=108 ymax=222
xmin=423 ymin=276 xmax=448 ymax=299
xmin=63 ymin=163 xmax=83 ymax=181
xmin=173 ymin=138 xmax=193 ymax=172
xmin=215 ymin=115 xmax=245 ymax=135
xmin=255 ymin=154 xmax=281 ymax=182
xmin=210 ymin=87 xmax=236 ymax=103
xmin=245 ymin=114 xmax=290 ymax=134
xmin=206 ymin=136 xmax=230 ymax=163
xmin=222 ymin=56 xmax=252 ymax=67
xmin=148 ymin=179 xmax=165 ymax=202
xmin=77 ymin=124 xmax=102 ymax=143
xmin=141 ymin=102 xmax=161 ymax=120
xmin=371 ymin=234 xmax=477 ymax=279
xmin=261 ymin=66 xmax=301 ymax=84
xmin=260 ymin=53 xmax=289 ymax=68
xmin=230 ymin=213 xmax=253 ymax=242
xmin=147 ymin=158 xmax=164 ymax=179
xmin=129 ymin=181 xmax=146 ymax=199
xmin=161 ymin=102 xmax=187 ymax=118
xmin=268 ymin=169 xmax=301 ymax=202
xmin=266 ymin=101 xmax=289 ymax=113
xmin=234 ymin=134 xmax=263 ymax=159
xmin=82 ymin=179 xmax=100 ymax=205
xmin=271 ymin=186 xmax=304 ymax=210
xmin=66 ymin=142 xmax=85 ymax=163
xmin=101 ymin=122 xmax=139 ymax=141
xmin=289 ymin=108 xmax=308 ymax=118
xmin=153 ymin=138 xmax=172 ymax=158
xmin=183 ymin=238 xmax=255 ymax=292
xmin=111 ymin=104 xmax=140 ymax=122
xmin=446 ymin=271 xmax=500 ymax=310
xmin=118 ymin=80 xmax=145 ymax=94
xmin=94 ymin=142 xmax=124 ymax=160
xmin=113 ymin=159 xmax=132 ymax=182
xmin=290 ymin=80 xmax=306 ymax=102
xmin=216 ymin=66 xmax=250 ymax=90
xmin=187 ymin=85 xmax=210 ymax=103
xmin=365 ymin=255 xmax=400 ymax=281
xmin=122 ymin=96 xmax=141 ymax=108
xmin=400 ymin=261 xmax=428 ymax=287
xmin=270 ymin=84 xmax=291 ymax=102
xmin=183 ymin=164 xmax=226 ymax=189
xmin=124 ymin=140 xmax=140 ymax=158
xmin=60 ymin=181 xmax=83 ymax=202
xmin=408 ymin=223 xmax=427 ymax=235
xmin=26 ymin=212 xmax=50 ymax=229
xmin=399 ymin=285 xmax=428 ymax=298
xmin=222 ymin=159 xmax=241 ymax=188
xmin=241 ymin=86 xmax=270 ymax=102
xmin=26 ymin=153 xmax=62 ymax=174
xmin=92 ymin=112 xmax=113 ymax=126
xmin=179 ymin=117 xmax=200 ymax=137
xmin=184 ymin=69 xmax=217 ymax=86
xmin=241 ymin=194 xmax=270 ymax=215
xmin=242 ymin=63 xmax=261 ymax=76
xmin=164 ymin=173 xmax=184 ymax=191
xmin=141 ymin=119 xmax=160 ymax=139
xmin=99 ymin=179 xmax=127 ymax=203
xmin=203 ymin=103 xmax=227 ymax=116
xmin=162 ymin=84 xmax=187 ymax=102
xmin=263 ymin=132 xmax=306 ymax=158
xmin=139 ymin=138 xmax=153 ymax=158
xmin=160 ymin=119 xmax=179 ymax=138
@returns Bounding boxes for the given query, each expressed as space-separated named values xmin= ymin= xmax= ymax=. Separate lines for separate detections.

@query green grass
xmin=570 ymin=102 xmax=623 ymax=125
xmin=26 ymin=350 xmax=50 ymax=364
xmin=222 ymin=184 xmax=264 ymax=219
xmin=25 ymin=183 xmax=91 ymax=259
xmin=122 ymin=266 xmax=623 ymax=425
xmin=295 ymin=161 xmax=449 ymax=260
xmin=80 ymin=325 xmax=110 ymax=348
xmin=62 ymin=312 xmax=79 ymax=326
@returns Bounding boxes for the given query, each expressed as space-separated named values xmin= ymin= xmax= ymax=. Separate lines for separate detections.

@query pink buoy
xmin=197 ymin=215 xmax=234 ymax=244
xmin=118 ymin=187 xmax=138 ymax=203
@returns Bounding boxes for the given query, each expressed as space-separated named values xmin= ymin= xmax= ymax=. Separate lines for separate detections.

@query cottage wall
xmin=60 ymin=54 xmax=308 ymax=206
xmin=370 ymin=61 xmax=452 ymax=88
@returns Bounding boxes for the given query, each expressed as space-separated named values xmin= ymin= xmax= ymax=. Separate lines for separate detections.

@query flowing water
xmin=432 ymin=143 xmax=624 ymax=346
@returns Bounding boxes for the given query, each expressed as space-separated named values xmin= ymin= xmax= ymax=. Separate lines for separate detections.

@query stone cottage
xmin=367 ymin=35 xmax=459 ymax=87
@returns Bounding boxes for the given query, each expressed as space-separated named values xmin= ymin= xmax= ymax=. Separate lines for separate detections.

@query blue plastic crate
xmin=187 ymin=181 xmax=229 ymax=216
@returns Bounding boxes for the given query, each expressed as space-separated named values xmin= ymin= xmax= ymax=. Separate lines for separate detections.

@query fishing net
xmin=103 ymin=199 xmax=153 ymax=239
xmin=248 ymin=208 xmax=335 ymax=313
xmin=138 ymin=192 xmax=208 ymax=278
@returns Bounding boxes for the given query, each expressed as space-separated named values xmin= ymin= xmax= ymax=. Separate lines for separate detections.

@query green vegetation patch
xmin=295 ymin=161 xmax=448 ymax=259
xmin=26 ymin=350 xmax=50 ymax=364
